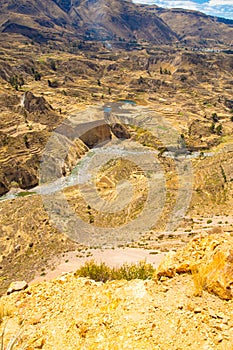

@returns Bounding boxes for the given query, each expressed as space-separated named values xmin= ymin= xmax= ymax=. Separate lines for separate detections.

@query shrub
xmin=212 ymin=112 xmax=219 ymax=122
xmin=16 ymin=191 xmax=36 ymax=197
xmin=215 ymin=124 xmax=222 ymax=135
xmin=48 ymin=79 xmax=59 ymax=88
xmin=34 ymin=71 xmax=41 ymax=81
xmin=75 ymin=260 xmax=155 ymax=282
xmin=9 ymin=75 xmax=24 ymax=90
xmin=75 ymin=260 xmax=111 ymax=282
xmin=180 ymin=75 xmax=187 ymax=82
xmin=50 ymin=59 xmax=57 ymax=71
xmin=210 ymin=122 xmax=215 ymax=133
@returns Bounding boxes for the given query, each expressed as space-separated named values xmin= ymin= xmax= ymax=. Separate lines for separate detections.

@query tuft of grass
xmin=191 ymin=265 xmax=204 ymax=297
xmin=1 ymin=324 xmax=23 ymax=350
xmin=0 ymin=303 xmax=12 ymax=324
xmin=75 ymin=260 xmax=155 ymax=282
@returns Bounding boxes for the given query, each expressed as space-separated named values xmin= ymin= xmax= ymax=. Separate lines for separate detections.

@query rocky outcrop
xmin=62 ymin=138 xmax=88 ymax=176
xmin=0 ymin=180 xmax=8 ymax=196
xmin=79 ymin=122 xmax=112 ymax=148
xmin=156 ymin=232 xmax=233 ymax=300
xmin=0 ymin=159 xmax=39 ymax=194
xmin=0 ymin=90 xmax=62 ymax=194
xmin=23 ymin=91 xmax=52 ymax=115
xmin=187 ymin=119 xmax=219 ymax=150
xmin=111 ymin=123 xmax=131 ymax=139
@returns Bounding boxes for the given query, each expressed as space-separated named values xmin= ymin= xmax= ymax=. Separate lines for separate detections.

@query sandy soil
xmin=32 ymin=248 xmax=165 ymax=283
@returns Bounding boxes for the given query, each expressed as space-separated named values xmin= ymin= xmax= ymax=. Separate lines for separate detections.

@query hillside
xmin=148 ymin=6 xmax=233 ymax=46
xmin=0 ymin=29 xmax=233 ymax=292
xmin=0 ymin=0 xmax=177 ymax=44
xmin=0 ymin=0 xmax=232 ymax=46
xmin=0 ymin=2 xmax=233 ymax=347
xmin=1 ymin=232 xmax=233 ymax=349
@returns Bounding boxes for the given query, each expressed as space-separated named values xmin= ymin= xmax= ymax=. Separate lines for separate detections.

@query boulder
xmin=111 ymin=123 xmax=131 ymax=139
xmin=156 ymin=232 xmax=233 ymax=300
xmin=24 ymin=91 xmax=52 ymax=114
xmin=0 ymin=180 xmax=8 ymax=196
xmin=156 ymin=251 xmax=177 ymax=278
xmin=199 ymin=244 xmax=233 ymax=300
xmin=79 ymin=122 xmax=112 ymax=148
xmin=7 ymin=281 xmax=28 ymax=295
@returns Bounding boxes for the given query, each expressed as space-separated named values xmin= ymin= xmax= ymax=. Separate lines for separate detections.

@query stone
xmin=111 ymin=123 xmax=131 ymax=139
xmin=156 ymin=251 xmax=177 ymax=278
xmin=194 ymin=307 xmax=202 ymax=314
xmin=209 ymin=309 xmax=217 ymax=318
xmin=156 ymin=232 xmax=233 ymax=300
xmin=201 ymin=246 xmax=233 ymax=300
xmin=7 ymin=281 xmax=28 ymax=295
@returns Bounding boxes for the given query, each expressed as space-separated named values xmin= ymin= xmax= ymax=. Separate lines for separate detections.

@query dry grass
xmin=191 ymin=264 xmax=205 ymax=297
xmin=192 ymin=250 xmax=227 ymax=297
xmin=75 ymin=260 xmax=155 ymax=282
xmin=0 ymin=303 xmax=12 ymax=324
xmin=1 ymin=326 xmax=23 ymax=350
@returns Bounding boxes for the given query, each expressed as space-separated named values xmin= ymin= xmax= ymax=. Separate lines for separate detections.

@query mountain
xmin=141 ymin=5 xmax=233 ymax=46
xmin=0 ymin=0 xmax=232 ymax=46
xmin=0 ymin=0 xmax=177 ymax=44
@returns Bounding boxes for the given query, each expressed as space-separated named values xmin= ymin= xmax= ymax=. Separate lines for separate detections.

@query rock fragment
xmin=7 ymin=281 xmax=28 ymax=295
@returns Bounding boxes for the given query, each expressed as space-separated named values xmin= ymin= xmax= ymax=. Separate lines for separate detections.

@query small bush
xmin=48 ymin=79 xmax=59 ymax=88
xmin=75 ymin=260 xmax=155 ymax=282
xmin=207 ymin=219 xmax=212 ymax=224
xmin=212 ymin=112 xmax=219 ymax=122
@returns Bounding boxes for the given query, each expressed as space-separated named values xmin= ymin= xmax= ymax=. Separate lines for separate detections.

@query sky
xmin=133 ymin=0 xmax=233 ymax=19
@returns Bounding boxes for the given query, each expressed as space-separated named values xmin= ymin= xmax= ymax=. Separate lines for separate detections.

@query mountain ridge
xmin=0 ymin=0 xmax=232 ymax=46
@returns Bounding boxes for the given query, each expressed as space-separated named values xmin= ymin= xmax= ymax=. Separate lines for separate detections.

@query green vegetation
xmin=50 ymin=59 xmax=57 ymax=71
xmin=210 ymin=121 xmax=222 ymax=135
xmin=23 ymin=135 xmax=29 ymax=148
xmin=9 ymin=75 xmax=24 ymax=91
xmin=31 ymin=67 xmax=41 ymax=81
xmin=212 ymin=112 xmax=219 ymax=122
xmin=75 ymin=260 xmax=155 ymax=282
xmin=215 ymin=124 xmax=222 ymax=135
xmin=160 ymin=67 xmax=171 ymax=75
xmin=16 ymin=191 xmax=36 ymax=197
xmin=48 ymin=79 xmax=59 ymax=88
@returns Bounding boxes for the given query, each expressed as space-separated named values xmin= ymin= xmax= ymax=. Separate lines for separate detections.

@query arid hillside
xmin=1 ymin=232 xmax=233 ymax=349
xmin=0 ymin=30 xmax=233 ymax=293
xmin=0 ymin=4 xmax=233 ymax=341
xmin=142 ymin=5 xmax=233 ymax=46
xmin=0 ymin=0 xmax=176 ymax=44
xmin=0 ymin=0 xmax=232 ymax=46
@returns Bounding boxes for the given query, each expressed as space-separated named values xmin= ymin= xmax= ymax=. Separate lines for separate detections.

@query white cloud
xmin=133 ymin=0 xmax=233 ymax=19
xmin=209 ymin=0 xmax=233 ymax=5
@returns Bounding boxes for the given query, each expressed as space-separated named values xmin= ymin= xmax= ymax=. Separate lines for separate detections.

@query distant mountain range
xmin=0 ymin=0 xmax=232 ymax=46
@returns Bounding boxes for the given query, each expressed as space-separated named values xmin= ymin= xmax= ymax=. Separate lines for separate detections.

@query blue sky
xmin=133 ymin=0 xmax=233 ymax=19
